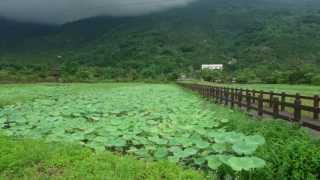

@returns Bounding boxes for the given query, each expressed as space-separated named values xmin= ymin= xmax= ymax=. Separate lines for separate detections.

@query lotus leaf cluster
xmin=0 ymin=85 xmax=266 ymax=172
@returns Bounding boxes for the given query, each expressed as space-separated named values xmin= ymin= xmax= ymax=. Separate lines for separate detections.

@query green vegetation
xmin=0 ymin=84 xmax=266 ymax=174
xmin=0 ymin=135 xmax=205 ymax=179
xmin=200 ymin=65 xmax=320 ymax=85
xmin=226 ymin=112 xmax=320 ymax=179
xmin=0 ymin=83 xmax=138 ymax=107
xmin=186 ymin=81 xmax=320 ymax=96
xmin=1 ymin=83 xmax=320 ymax=179
xmin=1 ymin=0 xmax=320 ymax=82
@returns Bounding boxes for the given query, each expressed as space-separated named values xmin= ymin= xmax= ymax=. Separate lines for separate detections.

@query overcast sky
xmin=0 ymin=0 xmax=197 ymax=24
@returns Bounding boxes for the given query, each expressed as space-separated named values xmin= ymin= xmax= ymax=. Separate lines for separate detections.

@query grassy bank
xmin=0 ymin=135 xmax=206 ymax=179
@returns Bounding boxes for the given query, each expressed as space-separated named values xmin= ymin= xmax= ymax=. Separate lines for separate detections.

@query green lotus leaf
xmin=211 ymin=143 xmax=227 ymax=153
xmin=227 ymin=157 xmax=266 ymax=171
xmin=148 ymin=136 xmax=168 ymax=145
xmin=207 ymin=131 xmax=219 ymax=138
xmin=199 ymin=121 xmax=215 ymax=128
xmin=183 ymin=148 xmax=198 ymax=157
xmin=220 ymin=118 xmax=229 ymax=123
xmin=154 ymin=147 xmax=169 ymax=159
xmin=94 ymin=136 xmax=110 ymax=143
xmin=122 ymin=134 xmax=136 ymax=141
xmin=174 ymin=137 xmax=193 ymax=147
xmin=249 ymin=157 xmax=266 ymax=169
xmin=227 ymin=157 xmax=252 ymax=171
xmin=128 ymin=147 xmax=138 ymax=153
xmin=86 ymin=142 xmax=105 ymax=153
xmin=134 ymin=148 xmax=151 ymax=158
xmin=216 ymin=154 xmax=232 ymax=164
xmin=245 ymin=135 xmax=266 ymax=146
xmin=145 ymin=145 xmax=157 ymax=152
xmin=190 ymin=134 xmax=202 ymax=142
xmin=196 ymin=141 xmax=210 ymax=149
xmin=206 ymin=155 xmax=222 ymax=170
xmin=232 ymin=142 xmax=258 ymax=155
xmin=175 ymin=148 xmax=198 ymax=158
xmin=133 ymin=137 xmax=149 ymax=145
xmin=225 ymin=132 xmax=245 ymax=144
xmin=195 ymin=128 xmax=207 ymax=135
xmin=168 ymin=146 xmax=182 ymax=153
xmin=194 ymin=157 xmax=206 ymax=166
xmin=214 ymin=133 xmax=229 ymax=143
xmin=168 ymin=156 xmax=180 ymax=163
xmin=107 ymin=138 xmax=127 ymax=147
xmin=181 ymin=125 xmax=194 ymax=130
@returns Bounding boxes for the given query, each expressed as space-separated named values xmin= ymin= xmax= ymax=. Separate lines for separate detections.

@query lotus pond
xmin=0 ymin=84 xmax=266 ymax=173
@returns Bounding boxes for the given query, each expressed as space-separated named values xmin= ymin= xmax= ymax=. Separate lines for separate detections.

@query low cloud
xmin=0 ymin=0 xmax=197 ymax=24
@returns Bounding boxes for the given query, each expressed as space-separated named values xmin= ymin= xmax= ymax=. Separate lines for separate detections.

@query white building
xmin=201 ymin=64 xmax=223 ymax=70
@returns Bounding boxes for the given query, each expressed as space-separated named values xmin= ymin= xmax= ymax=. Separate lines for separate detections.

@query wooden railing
xmin=178 ymin=83 xmax=320 ymax=131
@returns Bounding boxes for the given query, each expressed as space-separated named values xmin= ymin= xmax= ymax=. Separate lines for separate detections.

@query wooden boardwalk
xmin=178 ymin=82 xmax=320 ymax=131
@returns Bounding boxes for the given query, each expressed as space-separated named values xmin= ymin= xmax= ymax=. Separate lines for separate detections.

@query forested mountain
xmin=1 ymin=0 xmax=320 ymax=83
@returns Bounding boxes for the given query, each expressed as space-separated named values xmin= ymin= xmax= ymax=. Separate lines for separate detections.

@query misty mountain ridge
xmin=1 ymin=0 xmax=320 ymax=82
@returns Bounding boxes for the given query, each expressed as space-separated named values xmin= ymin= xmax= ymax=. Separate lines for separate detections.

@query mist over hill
xmin=1 ymin=0 xmax=320 ymax=83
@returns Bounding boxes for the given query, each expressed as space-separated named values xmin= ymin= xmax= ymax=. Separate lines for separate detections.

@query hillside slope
xmin=1 ymin=0 xmax=320 ymax=82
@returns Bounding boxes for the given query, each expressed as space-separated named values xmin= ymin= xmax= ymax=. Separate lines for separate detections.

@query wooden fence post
xmin=314 ymin=95 xmax=319 ymax=120
xmin=234 ymin=89 xmax=237 ymax=103
xmin=202 ymin=86 xmax=205 ymax=97
xmin=273 ymin=97 xmax=280 ymax=118
xmin=269 ymin=91 xmax=274 ymax=108
xmin=220 ymin=88 xmax=223 ymax=104
xmin=216 ymin=87 xmax=220 ymax=103
xmin=212 ymin=87 xmax=215 ymax=102
xmin=212 ymin=87 xmax=216 ymax=100
xmin=225 ymin=88 xmax=229 ymax=106
xmin=220 ymin=87 xmax=224 ymax=104
xmin=246 ymin=92 xmax=251 ymax=112
xmin=206 ymin=86 xmax=209 ymax=99
xmin=238 ymin=89 xmax=243 ymax=108
xmin=281 ymin=92 xmax=286 ymax=111
xmin=294 ymin=93 xmax=302 ymax=123
xmin=231 ymin=88 xmax=235 ymax=108
xmin=258 ymin=92 xmax=263 ymax=117
xmin=252 ymin=90 xmax=256 ymax=103
xmin=215 ymin=87 xmax=219 ymax=103
xmin=203 ymin=86 xmax=208 ymax=99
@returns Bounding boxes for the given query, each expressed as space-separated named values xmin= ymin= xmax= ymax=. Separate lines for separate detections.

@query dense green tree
xmin=311 ymin=75 xmax=320 ymax=85
xmin=1 ymin=0 xmax=320 ymax=83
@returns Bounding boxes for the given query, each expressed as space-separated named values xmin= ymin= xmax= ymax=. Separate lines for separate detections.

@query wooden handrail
xmin=177 ymin=82 xmax=320 ymax=131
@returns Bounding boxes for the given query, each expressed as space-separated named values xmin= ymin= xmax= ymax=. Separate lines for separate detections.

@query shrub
xmin=311 ymin=74 xmax=320 ymax=85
